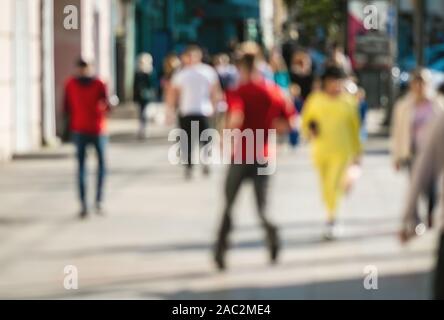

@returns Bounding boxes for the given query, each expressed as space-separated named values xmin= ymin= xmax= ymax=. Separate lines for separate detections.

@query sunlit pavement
xmin=0 ymin=110 xmax=439 ymax=300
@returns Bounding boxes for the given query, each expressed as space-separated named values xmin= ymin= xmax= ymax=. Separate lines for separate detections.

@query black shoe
xmin=214 ymin=241 xmax=227 ymax=271
xmin=266 ymin=227 xmax=280 ymax=265
xmin=79 ymin=209 xmax=89 ymax=220
xmin=428 ymin=215 xmax=434 ymax=229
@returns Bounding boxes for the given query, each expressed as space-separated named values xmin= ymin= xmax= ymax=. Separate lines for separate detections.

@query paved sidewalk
xmin=0 ymin=115 xmax=439 ymax=300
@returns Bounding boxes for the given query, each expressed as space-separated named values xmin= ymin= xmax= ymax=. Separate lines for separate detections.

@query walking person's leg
xmin=426 ymin=177 xmax=437 ymax=228
xmin=93 ymin=135 xmax=108 ymax=214
xmin=214 ymin=165 xmax=245 ymax=270
xmin=198 ymin=116 xmax=211 ymax=175
xmin=179 ymin=116 xmax=194 ymax=178
xmin=407 ymin=159 xmax=421 ymax=225
xmin=73 ymin=133 xmax=89 ymax=218
xmin=434 ymin=233 xmax=444 ymax=300
xmin=252 ymin=166 xmax=280 ymax=264
xmin=317 ymin=156 xmax=348 ymax=240
xmin=325 ymin=158 xmax=348 ymax=222
xmin=138 ymin=101 xmax=148 ymax=139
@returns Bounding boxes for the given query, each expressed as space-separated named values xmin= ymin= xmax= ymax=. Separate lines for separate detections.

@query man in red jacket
xmin=64 ymin=59 xmax=110 ymax=219
xmin=214 ymin=52 xmax=297 ymax=271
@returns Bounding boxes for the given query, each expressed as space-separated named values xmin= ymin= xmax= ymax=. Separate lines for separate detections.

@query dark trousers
xmin=179 ymin=115 xmax=210 ymax=168
xmin=406 ymin=159 xmax=437 ymax=221
xmin=216 ymin=164 xmax=276 ymax=249
xmin=73 ymin=133 xmax=107 ymax=210
xmin=137 ymin=100 xmax=149 ymax=127
xmin=435 ymin=233 xmax=444 ymax=300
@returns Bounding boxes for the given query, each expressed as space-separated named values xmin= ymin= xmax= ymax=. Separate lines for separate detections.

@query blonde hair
xmin=138 ymin=53 xmax=153 ymax=74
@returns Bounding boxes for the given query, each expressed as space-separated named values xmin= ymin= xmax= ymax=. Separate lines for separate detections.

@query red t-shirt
xmin=226 ymin=79 xmax=296 ymax=163
xmin=64 ymin=77 xmax=109 ymax=135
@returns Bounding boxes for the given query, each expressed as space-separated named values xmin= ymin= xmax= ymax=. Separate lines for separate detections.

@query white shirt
xmin=172 ymin=63 xmax=218 ymax=117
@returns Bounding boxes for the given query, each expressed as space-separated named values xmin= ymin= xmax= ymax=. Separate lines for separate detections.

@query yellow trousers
xmin=314 ymin=154 xmax=349 ymax=222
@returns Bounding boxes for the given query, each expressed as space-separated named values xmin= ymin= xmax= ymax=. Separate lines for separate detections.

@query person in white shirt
xmin=167 ymin=45 xmax=222 ymax=179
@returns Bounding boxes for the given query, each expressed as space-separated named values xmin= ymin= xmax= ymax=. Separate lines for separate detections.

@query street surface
xmin=0 ymin=108 xmax=438 ymax=299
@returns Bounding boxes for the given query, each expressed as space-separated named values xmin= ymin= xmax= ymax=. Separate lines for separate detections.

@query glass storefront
xmin=398 ymin=0 xmax=444 ymax=72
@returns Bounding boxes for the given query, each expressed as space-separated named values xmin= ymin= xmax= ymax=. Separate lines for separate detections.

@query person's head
xmin=321 ymin=66 xmax=347 ymax=96
xmin=409 ymin=68 xmax=432 ymax=99
xmin=328 ymin=42 xmax=347 ymax=65
xmin=137 ymin=53 xmax=153 ymax=74
xmin=239 ymin=41 xmax=262 ymax=58
xmin=439 ymin=82 xmax=444 ymax=96
xmin=331 ymin=42 xmax=344 ymax=53
xmin=76 ymin=58 xmax=92 ymax=77
xmin=163 ymin=53 xmax=181 ymax=76
xmin=213 ymin=53 xmax=230 ymax=68
xmin=291 ymin=50 xmax=312 ymax=75
xmin=236 ymin=53 xmax=259 ymax=82
xmin=183 ymin=45 xmax=203 ymax=66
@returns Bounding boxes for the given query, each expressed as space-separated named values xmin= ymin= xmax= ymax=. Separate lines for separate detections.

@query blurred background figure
xmin=213 ymin=53 xmax=239 ymax=134
xmin=269 ymin=49 xmax=291 ymax=94
xmin=213 ymin=53 xmax=239 ymax=93
xmin=167 ymin=45 xmax=222 ymax=180
xmin=391 ymin=69 xmax=444 ymax=228
xmin=214 ymin=50 xmax=296 ymax=271
xmin=301 ymin=66 xmax=362 ymax=241
xmin=400 ymin=112 xmax=444 ymax=300
xmin=288 ymin=84 xmax=304 ymax=148
xmin=290 ymin=50 xmax=314 ymax=101
xmin=63 ymin=59 xmax=110 ymax=219
xmin=325 ymin=42 xmax=353 ymax=76
xmin=134 ymin=53 xmax=157 ymax=140
xmin=238 ymin=41 xmax=274 ymax=81
xmin=161 ymin=54 xmax=182 ymax=102
xmin=439 ymin=82 xmax=444 ymax=97
xmin=357 ymin=87 xmax=369 ymax=142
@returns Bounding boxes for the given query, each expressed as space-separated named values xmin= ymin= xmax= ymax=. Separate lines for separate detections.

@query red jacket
xmin=64 ymin=77 xmax=109 ymax=135
xmin=226 ymin=79 xmax=296 ymax=162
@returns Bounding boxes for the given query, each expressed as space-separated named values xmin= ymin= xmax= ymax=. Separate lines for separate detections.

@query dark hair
xmin=76 ymin=58 xmax=89 ymax=68
xmin=439 ymin=82 xmax=444 ymax=95
xmin=237 ymin=53 xmax=257 ymax=73
xmin=322 ymin=66 xmax=347 ymax=81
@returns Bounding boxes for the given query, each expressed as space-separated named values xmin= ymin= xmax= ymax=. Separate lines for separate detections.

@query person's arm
xmin=300 ymin=95 xmax=316 ymax=140
xmin=225 ymin=90 xmax=244 ymax=130
xmin=133 ymin=73 xmax=139 ymax=102
xmin=401 ymin=115 xmax=444 ymax=242
xmin=272 ymin=94 xmax=297 ymax=135
xmin=209 ymin=69 xmax=223 ymax=114
xmin=210 ymin=82 xmax=223 ymax=114
xmin=63 ymin=85 xmax=71 ymax=115
xmin=165 ymin=73 xmax=181 ymax=125
xmin=166 ymin=85 xmax=179 ymax=111
xmin=99 ymin=81 xmax=111 ymax=113
xmin=390 ymin=101 xmax=403 ymax=170
xmin=349 ymin=101 xmax=363 ymax=162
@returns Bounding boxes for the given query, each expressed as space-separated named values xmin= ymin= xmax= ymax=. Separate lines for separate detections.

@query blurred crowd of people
xmin=62 ymin=39 xmax=444 ymax=299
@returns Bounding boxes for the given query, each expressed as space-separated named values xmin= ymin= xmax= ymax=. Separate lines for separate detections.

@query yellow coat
xmin=301 ymin=91 xmax=362 ymax=162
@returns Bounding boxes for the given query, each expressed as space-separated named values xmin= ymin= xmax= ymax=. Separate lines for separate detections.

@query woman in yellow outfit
xmin=302 ymin=66 xmax=362 ymax=240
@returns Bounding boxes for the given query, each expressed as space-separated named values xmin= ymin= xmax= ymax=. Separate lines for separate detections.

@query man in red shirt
xmin=214 ymin=52 xmax=297 ymax=271
xmin=64 ymin=59 xmax=110 ymax=219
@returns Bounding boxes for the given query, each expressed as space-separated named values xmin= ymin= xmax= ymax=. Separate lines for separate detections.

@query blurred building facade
xmin=0 ymin=0 xmax=282 ymax=162
xmin=0 ymin=0 xmax=44 ymax=162
xmin=0 ymin=0 xmax=115 ymax=162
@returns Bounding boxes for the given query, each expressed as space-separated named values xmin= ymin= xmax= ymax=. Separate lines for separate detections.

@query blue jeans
xmin=72 ymin=133 xmax=107 ymax=210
